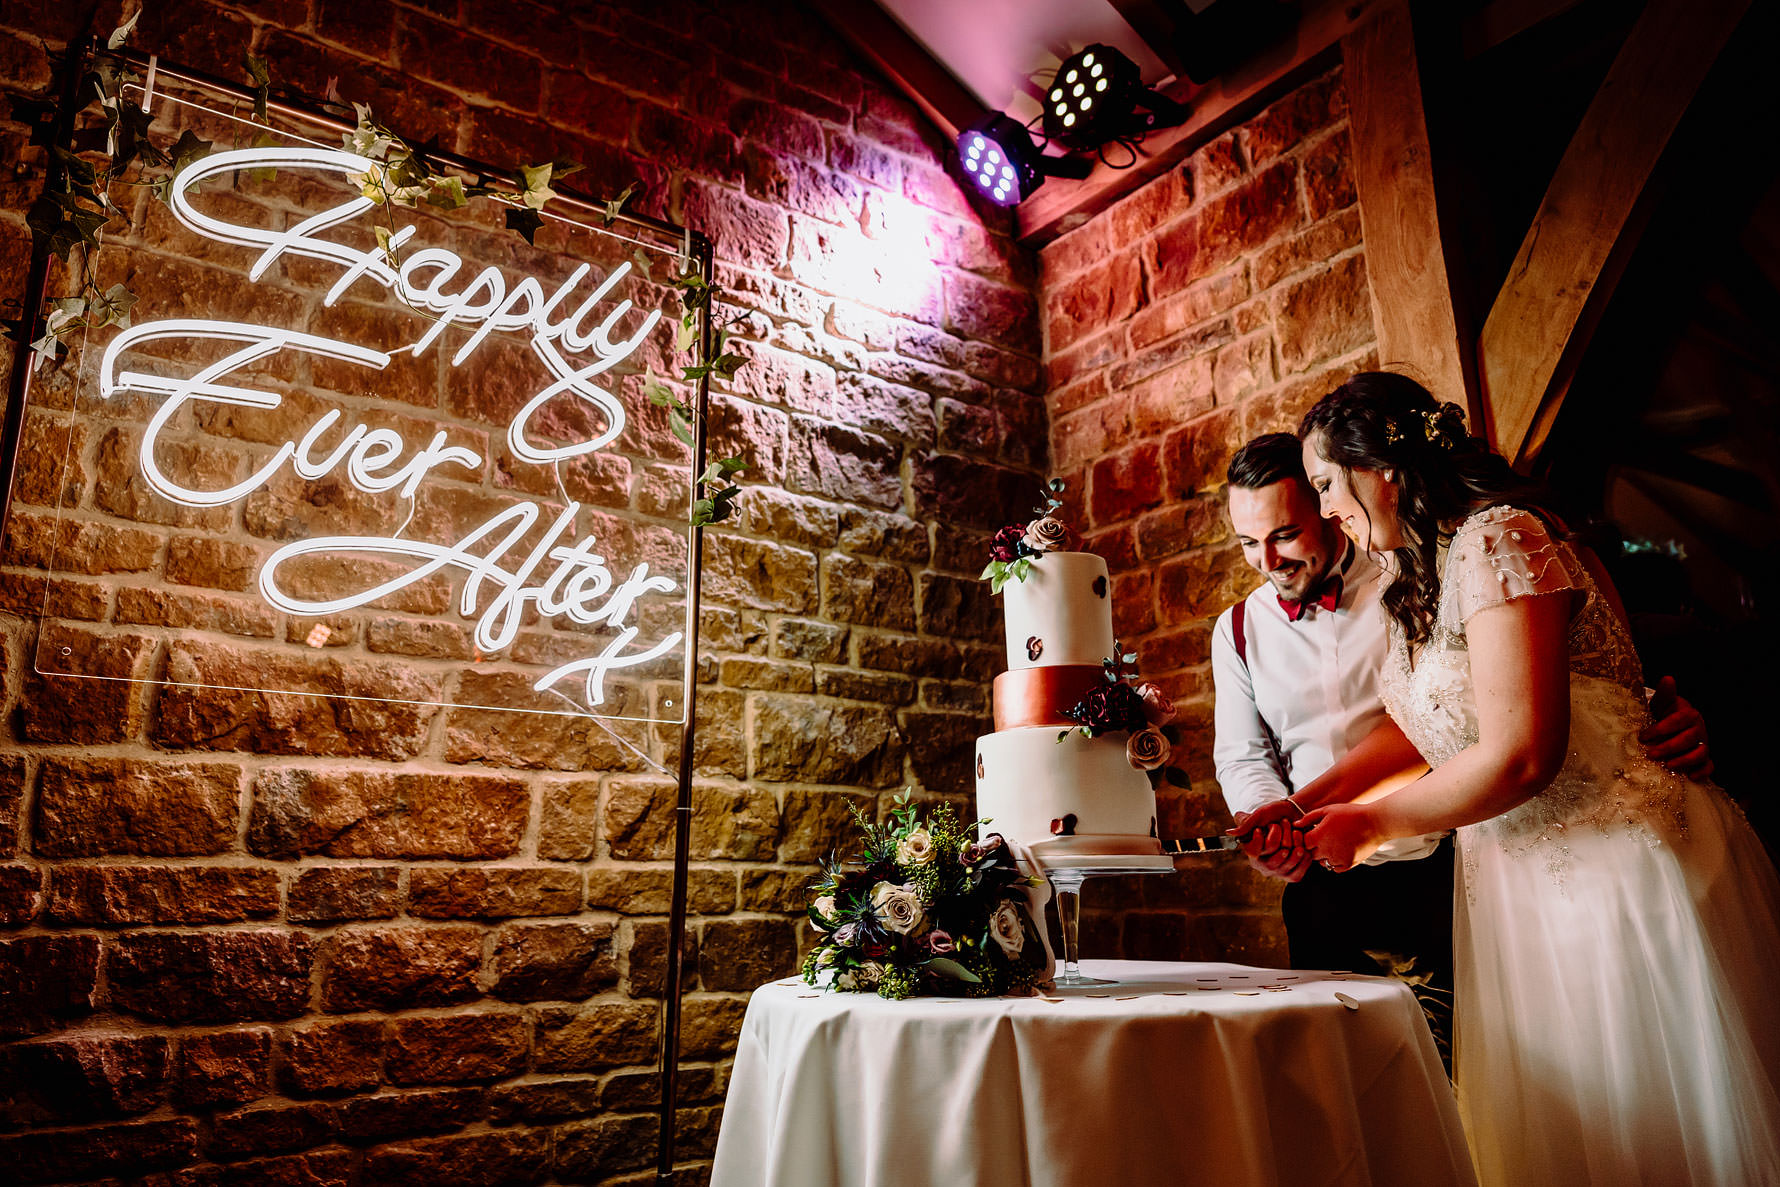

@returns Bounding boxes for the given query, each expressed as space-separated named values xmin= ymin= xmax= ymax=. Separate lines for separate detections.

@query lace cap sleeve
xmin=1447 ymin=507 xmax=1585 ymax=626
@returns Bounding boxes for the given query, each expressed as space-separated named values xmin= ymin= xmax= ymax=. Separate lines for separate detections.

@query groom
xmin=1211 ymin=433 xmax=1711 ymax=1046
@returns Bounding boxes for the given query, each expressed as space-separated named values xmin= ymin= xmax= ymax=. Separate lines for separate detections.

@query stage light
xmin=957 ymin=113 xmax=1091 ymax=207
xmin=1042 ymin=44 xmax=1188 ymax=151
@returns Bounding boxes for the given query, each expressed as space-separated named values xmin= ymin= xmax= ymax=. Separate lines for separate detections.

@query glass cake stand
xmin=1044 ymin=839 xmax=1241 ymax=987
xmin=1044 ymin=863 xmax=1172 ymax=988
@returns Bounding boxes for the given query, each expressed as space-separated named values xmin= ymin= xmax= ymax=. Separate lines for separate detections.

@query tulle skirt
xmin=1454 ymin=783 xmax=1780 ymax=1185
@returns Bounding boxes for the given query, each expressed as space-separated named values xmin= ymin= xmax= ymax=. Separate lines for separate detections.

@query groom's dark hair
xmin=1226 ymin=432 xmax=1309 ymax=491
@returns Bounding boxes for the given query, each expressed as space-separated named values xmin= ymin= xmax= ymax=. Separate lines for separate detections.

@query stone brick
xmin=21 ymin=624 xmax=155 ymax=744
xmin=336 ymin=1086 xmax=488 ymax=1142
xmin=0 ymin=1035 xmax=171 ymax=1126
xmin=834 ymin=372 xmax=938 ymax=447
xmin=815 ymin=666 xmax=916 ymax=705
xmin=385 ymin=1013 xmax=529 ymax=1085
xmin=903 ymin=711 xmax=986 ymax=796
xmin=1163 ymin=407 xmax=1243 ymax=497
xmin=776 ymin=788 xmax=872 ymax=863
xmin=408 ymin=867 xmax=583 ymax=919
xmin=154 ymin=642 xmax=442 ymax=760
xmin=772 ymin=617 xmax=849 ymax=662
xmin=584 ymin=866 xmax=735 ymax=915
xmin=1273 ymin=252 xmax=1372 ymax=374
xmin=785 ymin=417 xmax=901 ymax=509
xmin=1045 ymin=251 xmax=1144 ymax=355
xmin=1157 ymin=546 xmax=1262 ymax=626
xmin=1242 ymin=68 xmax=1347 ymax=166
xmin=110 ymin=931 xmax=314 ymax=1022
xmin=537 ymin=778 xmax=601 ymax=862
xmin=947 ymin=272 xmax=1039 ymax=354
xmin=921 ymin=678 xmax=988 ymax=713
xmin=249 ymin=769 xmax=528 ymax=860
xmin=45 ymin=866 xmax=279 ymax=926
xmin=208 ymin=1100 xmax=338 ymax=1160
xmin=657 ymin=687 xmax=749 ymax=781
xmin=554 ymin=1112 xmax=658 ymax=1179
xmin=0 ymin=935 xmax=99 ymax=1038
xmin=282 ymin=1020 xmax=385 ymax=1096
xmin=603 ymin=777 xmax=779 ymax=861
xmin=1302 ymin=128 xmax=1358 ymax=220
xmin=34 ymin=758 xmax=240 ymax=858
xmin=1112 ymin=570 xmax=1158 ymax=638
xmin=910 ymin=453 xmax=1036 ymax=530
xmin=288 ymin=866 xmax=402 ymax=924
xmin=854 ymin=632 xmax=962 ymax=677
xmin=1256 ymin=208 xmax=1363 ymax=291
xmin=0 ymin=863 xmax=36 ymax=924
xmin=443 ymin=671 xmax=652 ymax=772
xmin=1138 ymin=495 xmax=1231 ymax=562
xmin=752 ymin=697 xmax=904 ymax=787
xmin=917 ymin=572 xmax=999 ymax=641
xmin=320 ymin=926 xmax=483 ymax=1012
xmin=489 ymin=922 xmax=618 ymax=1002
xmin=702 ymin=534 xmax=818 ymax=612
xmin=361 ymin=1128 xmax=550 ymax=1186
xmin=489 ymin=1077 xmax=603 ymax=1124
xmin=0 ymin=757 xmax=20 ymax=861
xmin=679 ymin=995 xmax=750 ymax=1060
xmin=821 ymin=553 xmax=915 ymax=629
xmin=533 ymin=1002 xmax=659 ymax=1072
xmin=620 ymin=920 xmax=698 ymax=999
xmin=720 ymin=656 xmax=815 ymax=692
xmin=179 ymin=1029 xmax=273 ymax=1110
xmin=1087 ymin=443 xmax=1164 ymax=529
xmin=114 ymin=587 xmax=279 ymax=637
xmin=0 ymin=1117 xmax=199 ymax=1183
xmin=1128 ymin=266 xmax=1251 ymax=352
xmin=742 ymin=486 xmax=841 ymax=548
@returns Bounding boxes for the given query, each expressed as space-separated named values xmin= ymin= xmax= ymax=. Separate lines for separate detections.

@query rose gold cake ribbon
xmin=992 ymin=664 xmax=1106 ymax=730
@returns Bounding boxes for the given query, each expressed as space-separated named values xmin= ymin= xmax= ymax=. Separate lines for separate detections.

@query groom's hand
xmin=1229 ymin=801 xmax=1311 ymax=882
xmin=1640 ymin=676 xmax=1713 ymax=781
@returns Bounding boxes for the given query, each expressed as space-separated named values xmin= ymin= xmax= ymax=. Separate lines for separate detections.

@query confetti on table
xmin=1116 ymin=996 xmax=1140 ymax=1001
xmin=1163 ymin=991 xmax=1190 ymax=996
xmin=1235 ymin=990 xmax=1261 ymax=996
xmin=1335 ymin=992 xmax=1359 ymax=1010
xmin=1086 ymin=993 xmax=1111 ymax=998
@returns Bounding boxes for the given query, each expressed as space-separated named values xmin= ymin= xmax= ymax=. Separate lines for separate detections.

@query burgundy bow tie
xmin=1279 ymin=579 xmax=1341 ymax=622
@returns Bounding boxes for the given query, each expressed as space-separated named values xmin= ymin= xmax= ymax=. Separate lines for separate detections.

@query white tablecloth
xmin=712 ymin=959 xmax=1476 ymax=1187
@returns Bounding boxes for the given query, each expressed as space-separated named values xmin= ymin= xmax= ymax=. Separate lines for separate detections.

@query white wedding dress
xmin=1378 ymin=505 xmax=1780 ymax=1185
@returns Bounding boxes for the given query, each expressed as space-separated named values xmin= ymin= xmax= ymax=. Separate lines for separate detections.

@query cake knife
xmin=1161 ymin=835 xmax=1244 ymax=854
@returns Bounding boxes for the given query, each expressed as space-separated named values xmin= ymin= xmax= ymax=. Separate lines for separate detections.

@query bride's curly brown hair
xmin=1298 ymin=371 xmax=1559 ymax=647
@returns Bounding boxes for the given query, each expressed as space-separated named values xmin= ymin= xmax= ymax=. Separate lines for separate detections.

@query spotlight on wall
xmin=958 ymin=113 xmax=1092 ymax=207
xmin=1042 ymin=44 xmax=1189 ymax=151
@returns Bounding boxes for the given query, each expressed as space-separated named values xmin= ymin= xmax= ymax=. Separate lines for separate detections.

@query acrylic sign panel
xmin=31 ymin=78 xmax=697 ymax=725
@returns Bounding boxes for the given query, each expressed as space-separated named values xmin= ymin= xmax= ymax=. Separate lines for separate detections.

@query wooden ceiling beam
xmin=1106 ymin=0 xmax=1189 ymax=77
xmin=1341 ymin=2 xmax=1476 ymax=421
xmin=1458 ymin=0 xmax=1589 ymax=58
xmin=819 ymin=0 xmax=985 ymax=144
xmin=1015 ymin=0 xmax=1389 ymax=244
xmin=1478 ymin=0 xmax=1752 ymax=468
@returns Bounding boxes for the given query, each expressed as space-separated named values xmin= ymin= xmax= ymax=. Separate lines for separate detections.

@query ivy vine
xmin=7 ymin=13 xmax=749 ymax=526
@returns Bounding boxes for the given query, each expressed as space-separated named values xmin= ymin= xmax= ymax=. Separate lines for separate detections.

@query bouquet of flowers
xmin=981 ymin=477 xmax=1076 ymax=593
xmin=802 ymin=794 xmax=1052 ymax=999
xmin=1059 ymin=644 xmax=1191 ymax=791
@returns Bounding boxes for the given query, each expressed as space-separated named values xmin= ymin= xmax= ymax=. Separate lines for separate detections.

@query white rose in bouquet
xmin=811 ymin=894 xmax=838 ymax=930
xmin=838 ymin=959 xmax=886 ymax=991
xmin=871 ymin=881 xmax=928 ymax=935
xmin=988 ymin=899 xmax=1027 ymax=958
xmin=895 ymin=827 xmax=936 ymax=866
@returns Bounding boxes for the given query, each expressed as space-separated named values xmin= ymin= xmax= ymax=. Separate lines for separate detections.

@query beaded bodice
xmin=1377 ymin=506 xmax=1688 ymax=869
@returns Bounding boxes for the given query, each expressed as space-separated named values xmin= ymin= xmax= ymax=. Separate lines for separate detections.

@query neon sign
xmin=55 ymin=138 xmax=691 ymax=719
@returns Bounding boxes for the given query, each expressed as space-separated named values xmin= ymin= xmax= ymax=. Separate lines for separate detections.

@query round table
xmin=711 ymin=959 xmax=1477 ymax=1187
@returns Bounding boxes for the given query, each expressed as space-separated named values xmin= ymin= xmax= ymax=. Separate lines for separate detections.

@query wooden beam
xmin=1341 ymin=3 xmax=1475 ymax=420
xmin=818 ymin=0 xmax=985 ymax=143
xmin=1016 ymin=0 xmax=1389 ymax=244
xmin=1459 ymin=0 xmax=1589 ymax=58
xmin=1478 ymin=0 xmax=1751 ymax=468
xmin=1106 ymin=0 xmax=1188 ymax=77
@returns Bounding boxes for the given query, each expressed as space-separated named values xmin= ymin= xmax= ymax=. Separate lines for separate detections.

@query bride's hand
xmin=1300 ymin=804 xmax=1384 ymax=873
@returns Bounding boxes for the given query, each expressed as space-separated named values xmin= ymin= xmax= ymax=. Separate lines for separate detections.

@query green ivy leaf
xmin=674 ymin=318 xmax=698 ymax=354
xmin=601 ymin=181 xmax=636 ymax=226
xmin=667 ymin=406 xmax=694 ymax=446
xmin=372 ymin=224 xmax=400 ymax=266
xmin=517 ymin=161 xmax=555 ymax=210
xmin=245 ymin=54 xmax=271 ymax=124
xmin=89 ymin=283 xmax=136 ymax=329
xmin=425 ymin=175 xmax=468 ymax=210
xmin=107 ymin=10 xmax=140 ymax=50
xmin=504 ymin=206 xmax=545 ymax=244
xmin=922 ymin=957 xmax=981 ymax=983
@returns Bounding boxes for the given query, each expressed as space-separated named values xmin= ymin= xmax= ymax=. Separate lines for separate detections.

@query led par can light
xmin=957 ymin=112 xmax=1093 ymax=207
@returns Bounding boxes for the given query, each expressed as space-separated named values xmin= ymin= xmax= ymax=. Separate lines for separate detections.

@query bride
xmin=1292 ymin=372 xmax=1780 ymax=1184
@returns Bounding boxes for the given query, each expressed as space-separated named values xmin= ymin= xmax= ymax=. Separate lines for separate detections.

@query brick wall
xmin=1037 ymin=66 xmax=1379 ymax=964
xmin=0 ymin=1 xmax=1043 ymax=1182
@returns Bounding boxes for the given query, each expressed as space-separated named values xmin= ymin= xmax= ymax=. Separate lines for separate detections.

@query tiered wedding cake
xmin=975 ymin=543 xmax=1174 ymax=872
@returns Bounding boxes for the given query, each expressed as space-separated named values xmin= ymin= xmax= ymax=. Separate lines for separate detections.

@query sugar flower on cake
xmin=1058 ymin=642 xmax=1193 ymax=792
xmin=1126 ymin=726 xmax=1172 ymax=771
xmin=801 ymin=793 xmax=1050 ymax=999
xmin=1135 ymin=681 xmax=1177 ymax=725
xmin=1022 ymin=515 xmax=1074 ymax=553
xmin=988 ymin=900 xmax=1026 ymax=958
xmin=981 ymin=477 xmax=1071 ymax=594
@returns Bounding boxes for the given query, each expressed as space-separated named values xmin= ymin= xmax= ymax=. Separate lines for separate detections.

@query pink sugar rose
xmin=1135 ymin=682 xmax=1177 ymax=725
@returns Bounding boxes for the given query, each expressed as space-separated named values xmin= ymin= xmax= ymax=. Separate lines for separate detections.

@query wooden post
xmin=1342 ymin=3 xmax=1476 ymax=420
xmin=1477 ymin=0 xmax=1751 ymax=467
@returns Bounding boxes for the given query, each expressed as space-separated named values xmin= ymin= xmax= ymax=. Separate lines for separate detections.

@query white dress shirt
xmin=1211 ymin=547 xmax=1443 ymax=864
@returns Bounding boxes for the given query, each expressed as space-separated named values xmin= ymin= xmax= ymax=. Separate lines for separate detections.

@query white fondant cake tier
xmin=1001 ymin=551 xmax=1114 ymax=671
xmin=975 ymin=727 xmax=1167 ymax=869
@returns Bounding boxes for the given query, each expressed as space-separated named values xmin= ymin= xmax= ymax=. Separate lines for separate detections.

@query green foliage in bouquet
xmin=802 ymin=793 xmax=1049 ymax=999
